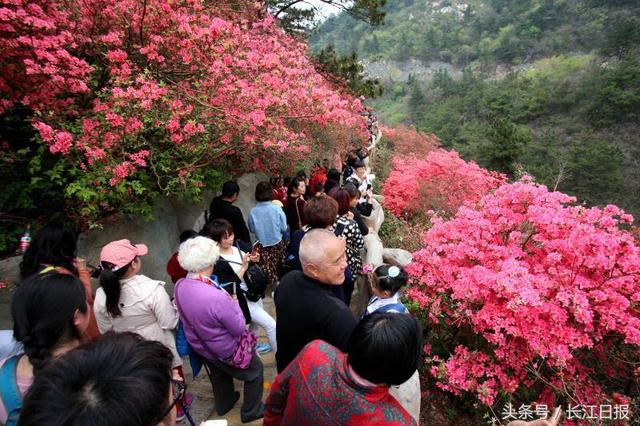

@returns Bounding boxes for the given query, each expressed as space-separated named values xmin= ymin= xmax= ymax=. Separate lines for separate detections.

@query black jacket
xmin=213 ymin=258 xmax=251 ymax=324
xmin=209 ymin=196 xmax=251 ymax=244
xmin=274 ymin=270 xmax=357 ymax=373
xmin=351 ymin=207 xmax=369 ymax=237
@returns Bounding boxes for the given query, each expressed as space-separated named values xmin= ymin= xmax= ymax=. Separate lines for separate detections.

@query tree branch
xmin=274 ymin=0 xmax=304 ymax=18
xmin=139 ymin=0 xmax=148 ymax=45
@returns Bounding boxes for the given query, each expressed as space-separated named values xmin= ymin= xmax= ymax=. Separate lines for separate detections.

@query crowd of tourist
xmin=0 ymin=121 xmax=560 ymax=425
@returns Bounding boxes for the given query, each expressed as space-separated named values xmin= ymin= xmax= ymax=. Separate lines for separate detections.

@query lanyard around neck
xmin=190 ymin=274 xmax=219 ymax=288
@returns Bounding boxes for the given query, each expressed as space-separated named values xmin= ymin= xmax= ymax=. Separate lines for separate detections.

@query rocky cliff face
xmin=360 ymin=58 xmax=536 ymax=83
xmin=0 ymin=173 xmax=268 ymax=293
xmin=361 ymin=59 xmax=462 ymax=83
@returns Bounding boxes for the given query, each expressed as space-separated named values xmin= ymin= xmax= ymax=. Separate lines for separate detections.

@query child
xmin=364 ymin=265 xmax=409 ymax=316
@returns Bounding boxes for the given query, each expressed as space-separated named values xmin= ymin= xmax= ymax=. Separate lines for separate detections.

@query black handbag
xmin=225 ymin=246 xmax=269 ymax=302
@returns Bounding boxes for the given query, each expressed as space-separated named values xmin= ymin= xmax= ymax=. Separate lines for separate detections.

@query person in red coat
xmin=271 ymin=176 xmax=288 ymax=207
xmin=307 ymin=161 xmax=328 ymax=197
xmin=264 ymin=312 xmax=421 ymax=425
xmin=166 ymin=230 xmax=198 ymax=284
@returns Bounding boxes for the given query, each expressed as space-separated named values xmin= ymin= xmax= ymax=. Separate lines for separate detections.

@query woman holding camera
xmin=204 ymin=219 xmax=277 ymax=354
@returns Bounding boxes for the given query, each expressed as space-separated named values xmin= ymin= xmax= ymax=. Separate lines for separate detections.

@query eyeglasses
xmin=161 ymin=379 xmax=186 ymax=420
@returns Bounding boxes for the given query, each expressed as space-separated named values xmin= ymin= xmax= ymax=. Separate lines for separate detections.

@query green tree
xmin=519 ymin=130 xmax=565 ymax=188
xmin=267 ymin=0 xmax=386 ymax=34
xmin=561 ymin=135 xmax=624 ymax=206
xmin=600 ymin=13 xmax=640 ymax=58
xmin=407 ymin=77 xmax=426 ymax=123
xmin=478 ymin=115 xmax=530 ymax=176
xmin=362 ymin=34 xmax=381 ymax=55
xmin=585 ymin=55 xmax=640 ymax=127
xmin=397 ymin=33 xmax=412 ymax=61
xmin=314 ymin=45 xmax=383 ymax=98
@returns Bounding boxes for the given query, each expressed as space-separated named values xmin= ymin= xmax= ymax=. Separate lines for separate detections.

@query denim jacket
xmin=248 ymin=202 xmax=287 ymax=247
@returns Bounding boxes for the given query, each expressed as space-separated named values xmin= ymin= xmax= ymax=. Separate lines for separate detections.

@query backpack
xmin=210 ymin=265 xmax=252 ymax=323
xmin=0 ymin=355 xmax=23 ymax=426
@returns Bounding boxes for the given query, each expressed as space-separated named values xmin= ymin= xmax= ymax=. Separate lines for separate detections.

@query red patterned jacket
xmin=264 ymin=340 xmax=416 ymax=425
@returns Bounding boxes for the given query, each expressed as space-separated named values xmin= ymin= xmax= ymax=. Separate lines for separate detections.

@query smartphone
xmin=367 ymin=183 xmax=372 ymax=190
xmin=203 ymin=421 xmax=228 ymax=426
xmin=251 ymin=241 xmax=260 ymax=254
xmin=334 ymin=222 xmax=346 ymax=237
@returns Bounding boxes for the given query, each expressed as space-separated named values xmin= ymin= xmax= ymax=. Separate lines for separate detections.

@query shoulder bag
xmin=0 ymin=355 xmax=22 ymax=426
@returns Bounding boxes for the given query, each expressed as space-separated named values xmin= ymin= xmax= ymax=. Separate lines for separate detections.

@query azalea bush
xmin=379 ymin=124 xmax=440 ymax=158
xmin=1 ymin=0 xmax=366 ymax=223
xmin=373 ymin=125 xmax=439 ymax=185
xmin=407 ymin=177 xmax=640 ymax=418
xmin=382 ymin=149 xmax=506 ymax=219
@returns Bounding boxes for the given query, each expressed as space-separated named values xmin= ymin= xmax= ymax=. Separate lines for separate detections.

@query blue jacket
xmin=248 ymin=202 xmax=287 ymax=247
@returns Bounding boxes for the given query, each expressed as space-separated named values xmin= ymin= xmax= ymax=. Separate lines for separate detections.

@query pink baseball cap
xmin=99 ymin=239 xmax=148 ymax=270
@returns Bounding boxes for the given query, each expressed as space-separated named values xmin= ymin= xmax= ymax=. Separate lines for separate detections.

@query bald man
xmin=274 ymin=229 xmax=358 ymax=373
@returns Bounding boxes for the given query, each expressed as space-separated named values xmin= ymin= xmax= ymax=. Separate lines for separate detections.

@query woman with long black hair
xmin=19 ymin=222 xmax=99 ymax=340
xmin=285 ymin=176 xmax=307 ymax=233
xmin=93 ymin=239 xmax=191 ymax=420
xmin=0 ymin=272 xmax=90 ymax=424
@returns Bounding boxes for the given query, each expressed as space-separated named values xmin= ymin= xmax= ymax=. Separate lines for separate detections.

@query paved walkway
xmin=182 ymin=297 xmax=278 ymax=425
xmin=182 ymin=292 xmax=366 ymax=425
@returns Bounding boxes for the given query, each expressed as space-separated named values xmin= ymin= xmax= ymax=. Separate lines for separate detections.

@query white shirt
xmin=219 ymin=246 xmax=248 ymax=292
xmin=366 ymin=292 xmax=408 ymax=314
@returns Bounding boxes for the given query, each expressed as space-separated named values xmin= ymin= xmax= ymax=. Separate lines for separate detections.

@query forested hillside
xmin=312 ymin=0 xmax=640 ymax=66
xmin=311 ymin=0 xmax=640 ymax=217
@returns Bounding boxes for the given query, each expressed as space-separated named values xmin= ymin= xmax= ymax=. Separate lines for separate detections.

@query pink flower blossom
xmin=183 ymin=122 xmax=197 ymax=136
xmin=124 ymin=118 xmax=143 ymax=133
xmin=129 ymin=150 xmax=150 ymax=167
xmin=108 ymin=161 xmax=136 ymax=186
xmin=383 ymin=149 xmax=506 ymax=219
xmin=6 ymin=0 xmax=368 ymax=222
xmin=106 ymin=49 xmax=128 ymax=63
xmin=34 ymin=121 xmax=55 ymax=142
xmin=50 ymin=131 xmax=73 ymax=154
xmin=410 ymin=177 xmax=640 ymax=409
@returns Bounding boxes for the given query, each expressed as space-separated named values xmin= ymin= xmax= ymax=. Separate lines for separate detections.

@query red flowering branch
xmin=2 ymin=0 xmax=368 ymax=221
xmin=382 ymin=149 xmax=506 ymax=219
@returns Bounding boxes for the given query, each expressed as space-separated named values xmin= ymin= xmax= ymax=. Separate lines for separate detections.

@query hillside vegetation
xmin=311 ymin=0 xmax=640 ymax=217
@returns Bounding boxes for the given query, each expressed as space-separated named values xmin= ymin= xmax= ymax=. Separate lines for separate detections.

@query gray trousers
xmin=205 ymin=353 xmax=264 ymax=421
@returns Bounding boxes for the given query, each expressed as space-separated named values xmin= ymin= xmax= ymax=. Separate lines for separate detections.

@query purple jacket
xmin=174 ymin=276 xmax=245 ymax=361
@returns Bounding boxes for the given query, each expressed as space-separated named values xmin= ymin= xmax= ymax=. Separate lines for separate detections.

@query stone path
xmin=182 ymin=297 xmax=278 ymax=426
xmin=183 ymin=291 xmax=367 ymax=425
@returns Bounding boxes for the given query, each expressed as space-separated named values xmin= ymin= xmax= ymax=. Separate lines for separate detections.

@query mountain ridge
xmin=311 ymin=0 xmax=640 ymax=218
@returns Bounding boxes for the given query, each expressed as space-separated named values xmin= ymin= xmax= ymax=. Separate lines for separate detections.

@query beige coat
xmin=94 ymin=274 xmax=181 ymax=367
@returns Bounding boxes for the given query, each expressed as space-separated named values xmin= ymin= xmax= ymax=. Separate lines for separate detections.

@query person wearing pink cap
xmin=93 ymin=239 xmax=192 ymax=421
